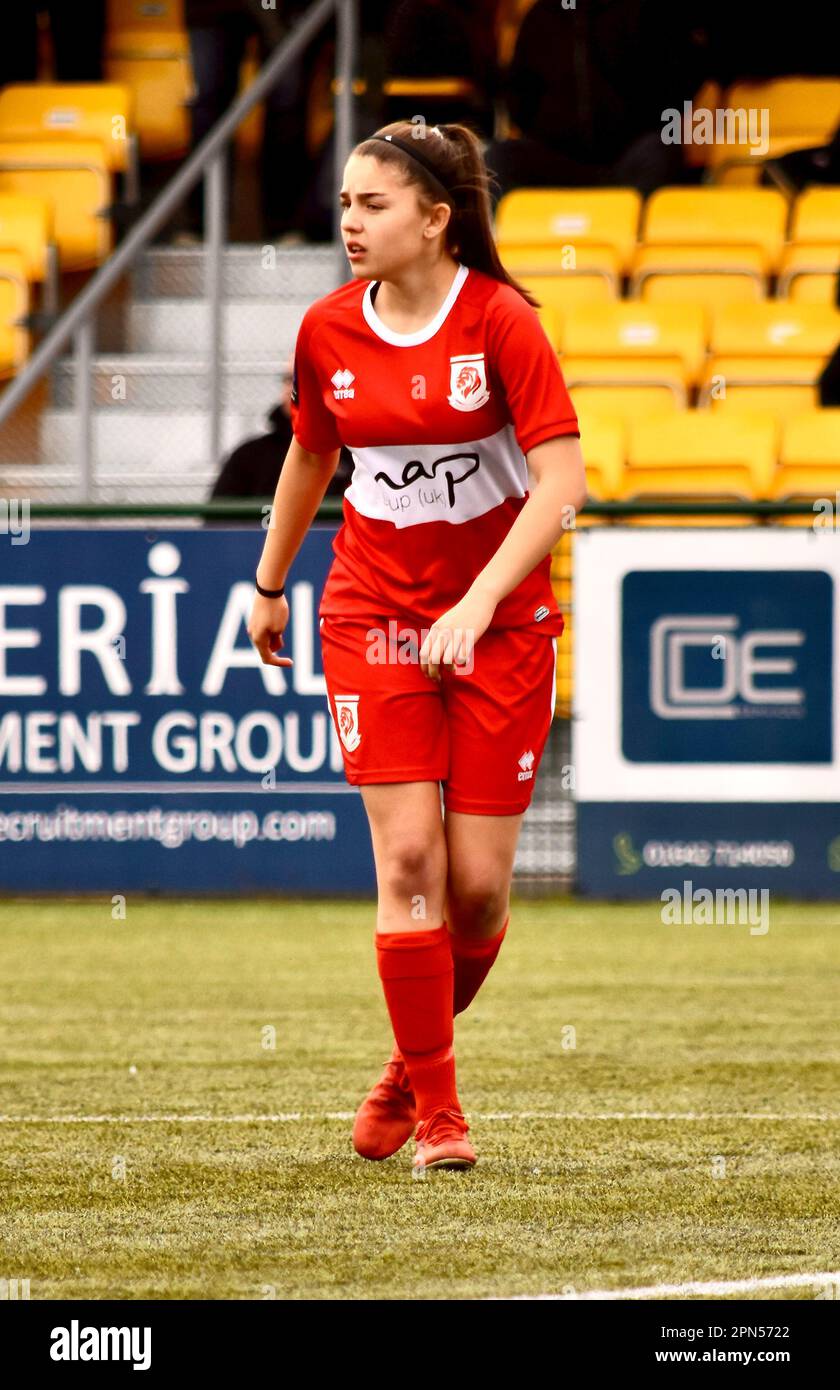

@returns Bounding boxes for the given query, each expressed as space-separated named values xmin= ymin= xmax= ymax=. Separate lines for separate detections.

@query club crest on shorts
xmin=447 ymin=353 xmax=490 ymax=411
xmin=334 ymin=694 xmax=361 ymax=751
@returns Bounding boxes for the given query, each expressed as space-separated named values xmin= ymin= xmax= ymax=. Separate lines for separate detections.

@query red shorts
xmin=319 ymin=615 xmax=559 ymax=815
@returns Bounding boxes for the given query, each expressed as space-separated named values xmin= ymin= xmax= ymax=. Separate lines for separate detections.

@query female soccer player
xmin=248 ymin=120 xmax=586 ymax=1173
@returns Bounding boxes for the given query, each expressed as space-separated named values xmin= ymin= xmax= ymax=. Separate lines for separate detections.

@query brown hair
xmin=353 ymin=120 xmax=541 ymax=310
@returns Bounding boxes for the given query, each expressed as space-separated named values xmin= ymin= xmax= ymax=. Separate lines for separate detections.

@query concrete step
xmin=38 ymin=409 xmax=266 ymax=471
xmin=133 ymin=243 xmax=341 ymax=300
xmin=0 ymin=465 xmax=221 ymax=505
xmin=124 ymin=299 xmax=305 ymax=354
xmin=52 ymin=357 xmax=288 ymax=413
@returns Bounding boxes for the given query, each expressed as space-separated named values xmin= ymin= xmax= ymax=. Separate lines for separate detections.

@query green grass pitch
xmin=0 ymin=898 xmax=838 ymax=1300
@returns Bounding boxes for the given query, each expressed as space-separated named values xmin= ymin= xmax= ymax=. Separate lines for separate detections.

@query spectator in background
xmin=209 ymin=359 xmax=352 ymax=507
xmin=382 ymin=0 xmax=497 ymax=138
xmin=179 ymin=0 xmax=318 ymax=241
xmin=484 ymin=0 xmax=707 ymax=205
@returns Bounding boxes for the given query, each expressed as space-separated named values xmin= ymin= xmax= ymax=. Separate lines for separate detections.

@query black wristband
xmin=255 ymin=575 xmax=286 ymax=598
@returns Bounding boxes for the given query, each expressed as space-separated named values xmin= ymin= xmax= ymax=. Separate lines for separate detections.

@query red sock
xmin=376 ymin=923 xmax=459 ymax=1119
xmin=450 ymin=914 xmax=509 ymax=1016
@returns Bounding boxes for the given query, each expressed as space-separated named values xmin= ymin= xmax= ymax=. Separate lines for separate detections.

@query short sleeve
xmin=289 ymin=310 xmax=342 ymax=455
xmin=488 ymin=289 xmax=579 ymax=455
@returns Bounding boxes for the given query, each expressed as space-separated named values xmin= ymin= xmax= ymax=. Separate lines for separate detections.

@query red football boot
xmin=352 ymin=1044 xmax=417 ymax=1160
xmin=412 ymin=1106 xmax=476 ymax=1172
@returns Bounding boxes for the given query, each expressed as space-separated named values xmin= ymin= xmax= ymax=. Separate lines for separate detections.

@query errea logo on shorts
xmin=334 ymin=694 xmax=361 ymax=751
xmin=517 ymin=749 xmax=535 ymax=781
xmin=332 ymin=368 xmax=355 ymax=399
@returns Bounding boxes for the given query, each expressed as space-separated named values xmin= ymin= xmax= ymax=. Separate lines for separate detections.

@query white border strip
xmin=1 ymin=1111 xmax=838 ymax=1124
xmin=497 ymin=1270 xmax=840 ymax=1300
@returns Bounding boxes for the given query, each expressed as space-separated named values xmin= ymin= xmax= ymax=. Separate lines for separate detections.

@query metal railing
xmin=0 ymin=0 xmax=357 ymax=497
xmin=17 ymin=499 xmax=822 ymax=521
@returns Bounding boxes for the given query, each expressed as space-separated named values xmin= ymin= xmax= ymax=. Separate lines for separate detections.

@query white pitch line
xmin=0 ymin=1111 xmax=838 ymax=1124
xmin=497 ymin=1270 xmax=840 ymax=1301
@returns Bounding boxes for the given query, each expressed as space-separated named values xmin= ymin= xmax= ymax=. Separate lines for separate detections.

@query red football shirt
xmin=289 ymin=262 xmax=579 ymax=636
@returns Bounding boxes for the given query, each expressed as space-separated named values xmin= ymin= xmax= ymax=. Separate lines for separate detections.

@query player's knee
xmin=447 ymin=879 xmax=508 ymax=933
xmin=381 ymin=840 xmax=444 ymax=905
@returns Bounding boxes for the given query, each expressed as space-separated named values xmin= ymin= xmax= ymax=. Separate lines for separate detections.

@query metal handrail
xmin=0 ymin=0 xmax=356 ymax=496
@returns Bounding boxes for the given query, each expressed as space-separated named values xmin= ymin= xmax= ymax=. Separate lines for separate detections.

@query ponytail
xmin=353 ymin=120 xmax=541 ymax=310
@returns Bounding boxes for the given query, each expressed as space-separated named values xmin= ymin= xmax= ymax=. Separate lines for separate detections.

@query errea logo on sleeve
xmin=332 ymin=368 xmax=355 ymax=399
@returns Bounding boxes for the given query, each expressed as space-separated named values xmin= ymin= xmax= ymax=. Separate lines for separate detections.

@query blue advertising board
xmin=0 ymin=527 xmax=376 ymax=893
xmin=621 ymin=569 xmax=833 ymax=763
xmin=574 ymin=530 xmax=840 ymax=899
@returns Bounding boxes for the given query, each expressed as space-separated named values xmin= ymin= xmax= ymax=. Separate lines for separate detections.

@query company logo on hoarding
xmin=650 ymin=614 xmax=804 ymax=720
xmin=622 ymin=571 xmax=833 ymax=763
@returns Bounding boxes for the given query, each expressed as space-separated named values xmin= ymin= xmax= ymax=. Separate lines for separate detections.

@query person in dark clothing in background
xmin=382 ymin=0 xmax=497 ymax=138
xmin=484 ymin=0 xmax=708 ymax=204
xmin=180 ymin=0 xmax=318 ymax=240
xmin=210 ymin=362 xmax=352 ymax=507
xmin=0 ymin=1 xmax=106 ymax=84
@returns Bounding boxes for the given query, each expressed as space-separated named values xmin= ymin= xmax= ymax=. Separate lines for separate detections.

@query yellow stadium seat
xmin=550 ymin=525 xmax=570 ymax=597
xmin=499 ymin=243 xmax=618 ymax=276
xmin=777 ymin=191 xmax=840 ymax=302
xmin=623 ymin=412 xmax=777 ymax=500
xmin=709 ymin=80 xmax=840 ymax=184
xmin=571 ymin=383 xmax=682 ymax=425
xmin=105 ymin=10 xmax=192 ymax=161
xmin=775 ymin=410 xmax=840 ymax=500
xmin=791 ymin=187 xmax=840 ymax=244
xmin=108 ymin=0 xmax=184 ymax=31
xmin=0 ymin=141 xmax=112 ymax=270
xmin=575 ymin=414 xmax=625 ymax=500
xmin=701 ymin=361 xmax=827 ymax=425
xmin=0 ymin=192 xmax=56 ymax=307
xmin=777 ymin=245 xmax=840 ymax=304
xmin=561 ymin=303 xmax=707 ymax=393
xmin=631 ymin=245 xmax=767 ymax=307
xmin=702 ymin=380 xmax=819 ymax=420
xmin=0 ymin=84 xmax=134 ymax=174
xmin=639 ymin=187 xmax=788 ymax=273
xmin=0 ymin=249 xmax=30 ymax=378
xmin=534 ymin=303 xmax=562 ymax=349
xmin=515 ymin=270 xmax=616 ymax=314
xmin=495 ymin=188 xmax=642 ymax=275
xmin=711 ymin=302 xmax=840 ymax=358
xmin=728 ymin=78 xmax=840 ymax=141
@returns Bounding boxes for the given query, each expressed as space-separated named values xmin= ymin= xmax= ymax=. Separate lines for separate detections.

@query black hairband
xmin=368 ymin=132 xmax=454 ymax=201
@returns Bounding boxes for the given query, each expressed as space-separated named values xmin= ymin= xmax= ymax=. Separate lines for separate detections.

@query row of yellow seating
xmin=537 ymin=301 xmax=840 ymax=422
xmin=497 ymin=187 xmax=840 ymax=308
xmin=548 ymin=402 xmax=840 ymax=714
xmin=0 ymin=81 xmax=138 ymax=275
xmin=573 ymin=408 xmax=840 ymax=504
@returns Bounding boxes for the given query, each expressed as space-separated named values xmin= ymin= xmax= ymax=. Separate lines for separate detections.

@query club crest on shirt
xmin=447 ymin=353 xmax=490 ymax=411
xmin=334 ymin=694 xmax=361 ymax=751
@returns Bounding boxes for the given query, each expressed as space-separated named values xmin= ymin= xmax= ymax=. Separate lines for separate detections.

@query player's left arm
xmin=466 ymin=433 xmax=587 ymax=607
xmin=418 ymin=433 xmax=587 ymax=679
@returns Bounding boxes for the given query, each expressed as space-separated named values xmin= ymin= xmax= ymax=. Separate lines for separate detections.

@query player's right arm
xmin=247 ymin=437 xmax=341 ymax=669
